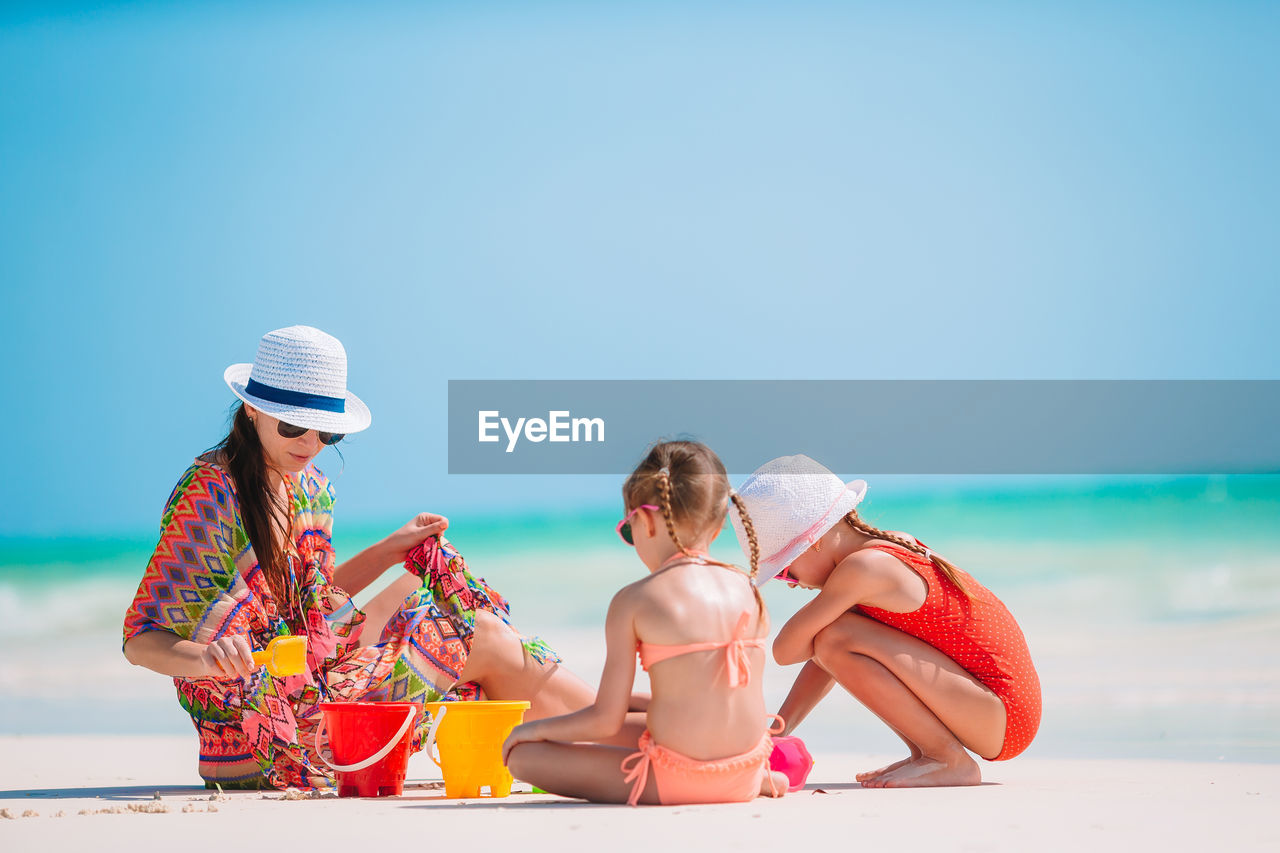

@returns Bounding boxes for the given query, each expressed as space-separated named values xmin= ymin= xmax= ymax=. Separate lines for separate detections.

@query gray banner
xmin=447 ymin=380 xmax=1280 ymax=474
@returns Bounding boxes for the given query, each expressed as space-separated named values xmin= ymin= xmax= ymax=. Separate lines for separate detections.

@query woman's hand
xmin=381 ymin=513 xmax=450 ymax=563
xmin=502 ymin=721 xmax=545 ymax=765
xmin=124 ymin=629 xmax=258 ymax=679
xmin=200 ymin=635 xmax=257 ymax=679
xmin=332 ymin=513 xmax=450 ymax=597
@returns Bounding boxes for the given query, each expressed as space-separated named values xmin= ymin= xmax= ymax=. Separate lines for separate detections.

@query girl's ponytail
xmin=656 ymin=466 xmax=693 ymax=557
xmin=844 ymin=511 xmax=974 ymax=602
xmin=730 ymin=490 xmax=766 ymax=618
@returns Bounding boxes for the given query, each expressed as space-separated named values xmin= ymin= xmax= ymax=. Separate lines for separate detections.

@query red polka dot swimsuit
xmin=855 ymin=542 xmax=1041 ymax=761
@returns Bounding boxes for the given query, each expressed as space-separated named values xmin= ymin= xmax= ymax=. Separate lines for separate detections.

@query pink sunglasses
xmin=616 ymin=505 xmax=660 ymax=546
xmin=776 ymin=566 xmax=800 ymax=587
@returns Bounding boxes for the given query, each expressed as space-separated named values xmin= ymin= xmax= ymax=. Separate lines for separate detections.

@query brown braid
xmin=655 ymin=467 xmax=692 ymax=557
xmin=843 ymin=510 xmax=974 ymax=602
xmin=730 ymin=491 xmax=766 ymax=617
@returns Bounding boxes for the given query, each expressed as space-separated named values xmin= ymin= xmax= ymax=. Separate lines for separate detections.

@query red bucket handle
xmin=316 ymin=705 xmax=418 ymax=773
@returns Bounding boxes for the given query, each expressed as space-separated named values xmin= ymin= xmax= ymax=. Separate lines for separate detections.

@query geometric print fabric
xmin=124 ymin=459 xmax=557 ymax=790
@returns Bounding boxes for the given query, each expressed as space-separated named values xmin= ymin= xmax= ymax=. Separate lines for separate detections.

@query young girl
xmin=730 ymin=454 xmax=1041 ymax=788
xmin=502 ymin=440 xmax=790 ymax=805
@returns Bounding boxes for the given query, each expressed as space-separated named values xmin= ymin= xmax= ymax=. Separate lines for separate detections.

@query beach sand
xmin=2 ymin=734 xmax=1276 ymax=852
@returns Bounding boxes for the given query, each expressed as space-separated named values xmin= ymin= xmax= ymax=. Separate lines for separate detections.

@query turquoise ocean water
xmin=2 ymin=477 xmax=1278 ymax=764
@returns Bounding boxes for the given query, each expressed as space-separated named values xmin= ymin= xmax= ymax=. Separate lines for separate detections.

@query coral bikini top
xmin=635 ymin=554 xmax=765 ymax=688
xmin=637 ymin=610 xmax=765 ymax=688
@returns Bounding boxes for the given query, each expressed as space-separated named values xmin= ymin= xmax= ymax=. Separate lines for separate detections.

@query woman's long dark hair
xmin=211 ymin=404 xmax=292 ymax=607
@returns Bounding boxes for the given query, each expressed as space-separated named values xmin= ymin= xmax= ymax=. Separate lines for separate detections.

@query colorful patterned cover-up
xmin=123 ymin=458 xmax=556 ymax=790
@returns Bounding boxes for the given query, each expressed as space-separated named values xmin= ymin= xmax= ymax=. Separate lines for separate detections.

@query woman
xmin=123 ymin=325 xmax=597 ymax=790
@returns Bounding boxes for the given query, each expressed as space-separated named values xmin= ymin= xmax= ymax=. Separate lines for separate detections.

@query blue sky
xmin=1 ymin=1 xmax=1277 ymax=536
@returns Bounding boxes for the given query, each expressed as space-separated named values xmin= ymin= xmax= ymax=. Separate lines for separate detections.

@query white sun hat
xmin=729 ymin=454 xmax=867 ymax=586
xmin=224 ymin=325 xmax=372 ymax=434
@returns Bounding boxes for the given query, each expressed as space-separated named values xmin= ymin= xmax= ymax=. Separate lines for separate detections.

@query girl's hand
xmin=200 ymin=635 xmax=257 ymax=679
xmin=382 ymin=513 xmax=450 ymax=563
xmin=502 ymin=721 xmax=544 ymax=765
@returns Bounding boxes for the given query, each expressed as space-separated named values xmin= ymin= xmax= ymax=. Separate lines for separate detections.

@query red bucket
xmin=317 ymin=701 xmax=420 ymax=797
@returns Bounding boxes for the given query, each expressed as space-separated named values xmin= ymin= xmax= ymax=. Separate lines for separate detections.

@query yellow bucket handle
xmin=315 ymin=705 xmax=418 ymax=774
xmin=423 ymin=704 xmax=448 ymax=770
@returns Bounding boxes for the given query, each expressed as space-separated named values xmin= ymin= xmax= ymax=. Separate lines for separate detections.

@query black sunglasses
xmin=276 ymin=420 xmax=344 ymax=446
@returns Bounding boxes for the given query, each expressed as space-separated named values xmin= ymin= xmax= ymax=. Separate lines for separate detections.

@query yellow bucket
xmin=423 ymin=700 xmax=531 ymax=798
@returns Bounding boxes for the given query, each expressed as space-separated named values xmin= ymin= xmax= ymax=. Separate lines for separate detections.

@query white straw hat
xmin=224 ymin=325 xmax=371 ymax=434
xmin=729 ymin=455 xmax=867 ymax=586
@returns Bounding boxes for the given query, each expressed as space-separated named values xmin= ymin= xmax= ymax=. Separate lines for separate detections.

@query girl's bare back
xmin=632 ymin=562 xmax=771 ymax=760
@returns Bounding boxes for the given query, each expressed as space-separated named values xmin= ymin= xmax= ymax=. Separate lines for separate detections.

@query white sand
xmin=1 ymin=734 xmax=1276 ymax=852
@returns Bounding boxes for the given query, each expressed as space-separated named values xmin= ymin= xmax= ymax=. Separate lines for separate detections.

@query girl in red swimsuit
xmin=730 ymin=454 xmax=1041 ymax=788
xmin=502 ymin=440 xmax=790 ymax=804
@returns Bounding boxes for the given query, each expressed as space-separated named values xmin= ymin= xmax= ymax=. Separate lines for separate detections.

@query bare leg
xmin=366 ymin=584 xmax=633 ymax=749
xmin=812 ymin=612 xmax=1006 ymax=788
xmin=362 ymin=575 xmax=602 ymax=723
xmin=823 ymin=647 xmax=980 ymax=788
xmin=355 ymin=573 xmax=422 ymax=647
xmin=457 ymin=610 xmax=594 ymax=717
xmin=455 ymin=611 xmax=642 ymax=748
xmin=792 ymin=629 xmax=920 ymax=783
xmin=508 ymin=741 xmax=657 ymax=804
xmin=365 ymin=564 xmax=633 ymax=746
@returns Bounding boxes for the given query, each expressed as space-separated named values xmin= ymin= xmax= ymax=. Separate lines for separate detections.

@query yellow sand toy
xmin=251 ymin=635 xmax=307 ymax=676
xmin=423 ymin=700 xmax=531 ymax=798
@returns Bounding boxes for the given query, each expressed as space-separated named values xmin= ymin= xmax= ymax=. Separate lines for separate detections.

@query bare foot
xmin=860 ymin=754 xmax=981 ymax=788
xmin=759 ymin=770 xmax=789 ymax=797
xmin=856 ymin=754 xmax=920 ymax=784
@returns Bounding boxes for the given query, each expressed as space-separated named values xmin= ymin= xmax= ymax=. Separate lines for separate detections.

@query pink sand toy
xmin=769 ymin=735 xmax=814 ymax=792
